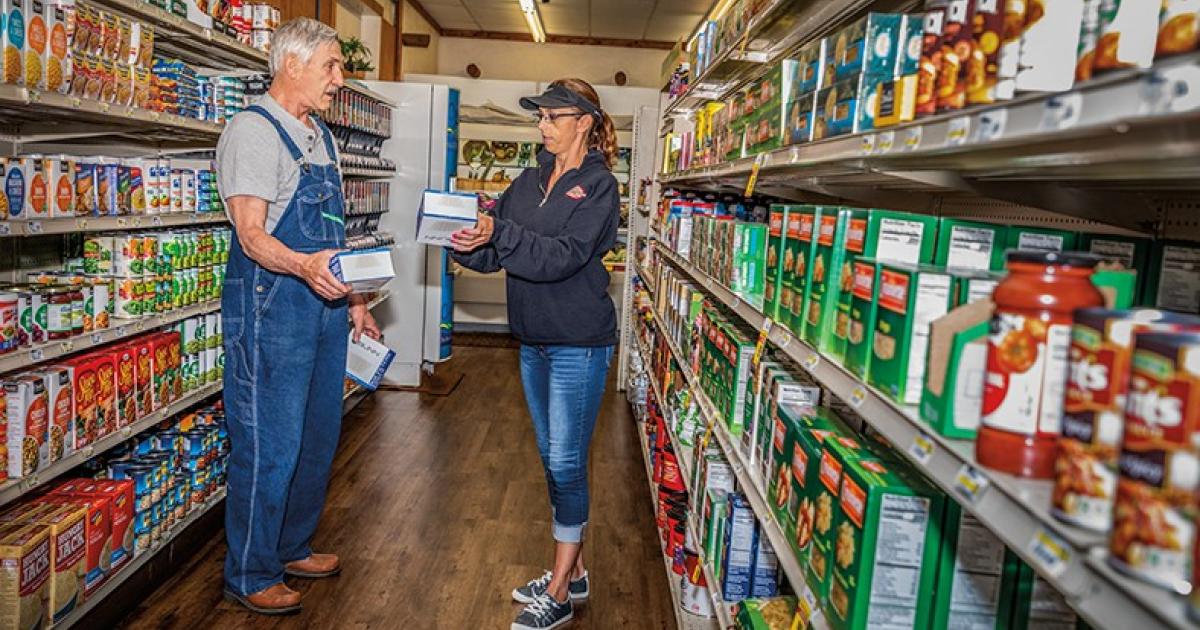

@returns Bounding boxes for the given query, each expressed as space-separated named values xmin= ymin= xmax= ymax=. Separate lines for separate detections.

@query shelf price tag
xmin=794 ymin=587 xmax=824 ymax=629
xmin=751 ymin=319 xmax=774 ymax=368
xmin=744 ymin=153 xmax=768 ymax=196
xmin=946 ymin=116 xmax=971 ymax=146
xmin=1028 ymin=526 xmax=1072 ymax=579
xmin=953 ymin=464 xmax=991 ymax=503
xmin=1041 ymin=92 xmax=1083 ymax=131
xmin=849 ymin=385 xmax=867 ymax=408
xmin=802 ymin=352 xmax=820 ymax=371
xmin=26 ymin=221 xmax=43 ymax=234
xmin=975 ymin=109 xmax=1007 ymax=142
xmin=1141 ymin=66 xmax=1200 ymax=114
xmin=82 ymin=445 xmax=95 ymax=459
xmin=152 ymin=216 xmax=164 ymax=227
xmin=903 ymin=126 xmax=923 ymax=151
xmin=860 ymin=133 xmax=876 ymax=155
xmin=90 ymin=333 xmax=103 ymax=345
xmin=908 ymin=432 xmax=935 ymax=465
xmin=877 ymin=130 xmax=896 ymax=153
xmin=99 ymin=102 xmax=111 ymax=113
xmin=69 ymin=96 xmax=81 ymax=108
xmin=30 ymin=348 xmax=44 ymax=361
xmin=28 ymin=90 xmax=40 ymax=103
xmin=0 ymin=223 xmax=10 ymax=236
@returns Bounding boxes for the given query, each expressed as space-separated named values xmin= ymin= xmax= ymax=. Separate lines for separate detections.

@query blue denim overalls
xmin=221 ymin=105 xmax=349 ymax=596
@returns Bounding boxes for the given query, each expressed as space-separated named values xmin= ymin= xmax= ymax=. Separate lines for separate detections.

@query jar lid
xmin=1007 ymin=250 xmax=1103 ymax=268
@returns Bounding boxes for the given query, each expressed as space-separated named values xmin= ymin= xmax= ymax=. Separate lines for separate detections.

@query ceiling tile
xmin=643 ymin=15 xmax=701 ymax=41
xmin=653 ymin=0 xmax=711 ymax=11
xmin=466 ymin=6 xmax=531 ymax=30
xmin=424 ymin=4 xmax=479 ymax=28
xmin=539 ymin=5 xmax=589 ymax=36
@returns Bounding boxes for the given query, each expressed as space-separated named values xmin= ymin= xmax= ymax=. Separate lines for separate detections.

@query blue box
xmin=749 ymin=531 xmax=780 ymax=597
xmin=720 ymin=493 xmax=756 ymax=601
xmin=828 ymin=12 xmax=904 ymax=80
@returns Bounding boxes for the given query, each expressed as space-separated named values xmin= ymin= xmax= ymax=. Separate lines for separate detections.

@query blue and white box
xmin=417 ymin=189 xmax=479 ymax=247
xmin=345 ymin=333 xmax=396 ymax=390
xmin=328 ymin=247 xmax=395 ymax=292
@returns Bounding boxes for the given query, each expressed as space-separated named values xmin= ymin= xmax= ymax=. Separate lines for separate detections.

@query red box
xmin=79 ymin=479 xmax=134 ymax=573
xmin=148 ymin=333 xmax=173 ymax=410
xmin=45 ymin=485 xmax=113 ymax=597
xmin=94 ymin=352 xmax=117 ymax=439
xmin=133 ymin=338 xmax=153 ymax=419
xmin=62 ymin=355 xmax=99 ymax=449
xmin=166 ymin=332 xmax=182 ymax=401
xmin=113 ymin=344 xmax=137 ymax=429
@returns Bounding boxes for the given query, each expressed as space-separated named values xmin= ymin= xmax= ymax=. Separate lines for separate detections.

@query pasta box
xmin=921 ymin=299 xmax=992 ymax=439
xmin=827 ymin=13 xmax=904 ymax=80
xmin=1004 ymin=227 xmax=1078 ymax=254
xmin=32 ymin=503 xmax=86 ymax=624
xmin=868 ymin=263 xmax=954 ymax=406
xmin=785 ymin=90 xmax=817 ymax=145
xmin=703 ymin=488 xmax=728 ymax=581
xmin=1079 ymin=233 xmax=1150 ymax=296
xmin=37 ymin=366 xmax=72 ymax=464
xmin=42 ymin=488 xmax=110 ymax=598
xmin=765 ymin=205 xmax=791 ymax=320
xmin=827 ymin=454 xmax=944 ymax=630
xmin=807 ymin=435 xmax=870 ymax=609
xmin=813 ymin=73 xmax=883 ymax=139
xmin=933 ymin=218 xmax=1008 ymax=272
xmin=735 ymin=596 xmax=797 ymax=629
xmin=965 ymin=0 xmax=1008 ymax=105
xmin=1009 ymin=568 xmax=1088 ymax=629
xmin=845 ymin=259 xmax=882 ymax=380
xmin=753 ymin=370 xmax=821 ymax=482
xmin=793 ymin=38 xmax=828 ymax=94
xmin=803 ymin=208 xmax=852 ymax=356
xmin=930 ymin=502 xmax=1023 ymax=630
xmin=785 ymin=206 xmax=821 ymax=338
xmin=832 ymin=209 xmax=939 ymax=363
xmin=786 ymin=407 xmax=849 ymax=564
xmin=721 ymin=493 xmax=757 ymax=601
xmin=0 ymin=523 xmax=51 ymax=630
xmin=731 ymin=222 xmax=768 ymax=311
xmin=767 ymin=400 xmax=803 ymax=533
xmin=1140 ymin=240 xmax=1199 ymax=314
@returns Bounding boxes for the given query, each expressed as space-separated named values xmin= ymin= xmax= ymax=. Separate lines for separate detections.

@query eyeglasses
xmin=533 ymin=111 xmax=586 ymax=124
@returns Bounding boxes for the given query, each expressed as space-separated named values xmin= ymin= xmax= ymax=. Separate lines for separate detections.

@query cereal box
xmin=133 ymin=337 xmax=152 ymax=418
xmin=20 ymin=156 xmax=47 ymax=219
xmin=3 ymin=375 xmax=47 ymax=478
xmin=1054 ymin=309 xmax=1200 ymax=533
xmin=934 ymin=218 xmax=1007 ymax=272
xmin=93 ymin=351 xmax=116 ymax=439
xmin=1092 ymin=0 xmax=1160 ymax=72
xmin=868 ymin=263 xmax=953 ymax=405
xmin=38 ymin=366 xmax=71 ymax=463
xmin=917 ymin=0 xmax=949 ymax=116
xmin=46 ymin=155 xmax=73 ymax=218
xmin=42 ymin=490 xmax=109 ymax=598
xmin=804 ymin=208 xmax=852 ymax=357
xmin=82 ymin=479 xmax=132 ymax=572
xmin=807 ymin=435 xmax=869 ymax=609
xmin=1157 ymin=0 xmax=1200 ymax=57
xmin=22 ymin=0 xmax=44 ymax=90
xmin=826 ymin=455 xmax=944 ymax=630
xmin=931 ymin=503 xmax=1023 ymax=630
xmin=1016 ymin=0 xmax=1086 ymax=92
xmin=32 ymin=503 xmax=85 ymax=624
xmin=44 ymin=0 xmax=66 ymax=93
xmin=2 ymin=0 xmax=24 ymax=86
xmin=1109 ymin=331 xmax=1200 ymax=591
xmin=113 ymin=344 xmax=135 ymax=428
xmin=0 ymin=523 xmax=50 ymax=630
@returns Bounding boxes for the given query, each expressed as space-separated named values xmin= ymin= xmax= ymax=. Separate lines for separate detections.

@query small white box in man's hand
xmin=328 ymin=248 xmax=395 ymax=293
xmin=345 ymin=333 xmax=396 ymax=390
xmin=416 ymin=190 xmax=479 ymax=246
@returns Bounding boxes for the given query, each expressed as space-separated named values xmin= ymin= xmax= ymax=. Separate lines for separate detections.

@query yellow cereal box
xmin=22 ymin=0 xmax=45 ymax=90
xmin=0 ymin=523 xmax=50 ymax=630
xmin=45 ymin=0 xmax=67 ymax=94
xmin=33 ymin=504 xmax=85 ymax=625
xmin=3 ymin=0 xmax=25 ymax=86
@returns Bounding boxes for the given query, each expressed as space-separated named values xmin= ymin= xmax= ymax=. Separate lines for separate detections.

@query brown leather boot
xmin=224 ymin=583 xmax=302 ymax=615
xmin=285 ymin=553 xmax=341 ymax=578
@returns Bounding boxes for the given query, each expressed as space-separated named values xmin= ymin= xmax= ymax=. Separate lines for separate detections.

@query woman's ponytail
xmin=550 ymin=78 xmax=619 ymax=170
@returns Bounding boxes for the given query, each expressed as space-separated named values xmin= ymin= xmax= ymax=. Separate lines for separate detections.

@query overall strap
xmin=311 ymin=115 xmax=340 ymax=162
xmin=246 ymin=105 xmax=306 ymax=165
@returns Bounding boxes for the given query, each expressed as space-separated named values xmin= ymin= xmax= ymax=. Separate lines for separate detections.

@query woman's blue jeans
xmin=519 ymin=344 xmax=614 ymax=544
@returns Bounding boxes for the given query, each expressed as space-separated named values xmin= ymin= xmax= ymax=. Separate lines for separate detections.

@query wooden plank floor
xmin=117 ymin=346 xmax=677 ymax=630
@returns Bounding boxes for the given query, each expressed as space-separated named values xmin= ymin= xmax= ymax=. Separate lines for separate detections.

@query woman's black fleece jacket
xmin=451 ymin=148 xmax=620 ymax=347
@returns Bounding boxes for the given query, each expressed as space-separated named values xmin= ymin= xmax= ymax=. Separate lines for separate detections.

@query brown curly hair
xmin=550 ymin=78 xmax=618 ymax=170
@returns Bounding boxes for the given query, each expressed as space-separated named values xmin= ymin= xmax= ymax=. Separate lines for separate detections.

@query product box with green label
xmin=752 ymin=366 xmax=821 ymax=483
xmin=953 ymin=272 xmax=1002 ymax=307
xmin=831 ymin=209 xmax=938 ymax=363
xmin=826 ymin=454 xmax=945 ymax=630
xmin=785 ymin=407 xmax=849 ymax=564
xmin=1004 ymin=227 xmax=1078 ymax=254
xmin=931 ymin=503 xmax=1023 ymax=630
xmin=1080 ymin=233 xmax=1150 ymax=273
xmin=807 ymin=434 xmax=870 ymax=609
xmin=868 ymin=263 xmax=954 ymax=406
xmin=735 ymin=597 xmax=799 ymax=630
xmin=732 ymin=221 xmax=768 ymax=311
xmin=1009 ymin=566 xmax=1091 ymax=630
xmin=704 ymin=487 xmax=729 ymax=579
xmin=777 ymin=207 xmax=805 ymax=330
xmin=804 ymin=207 xmax=852 ymax=355
xmin=767 ymin=398 xmax=803 ymax=531
xmin=934 ymin=218 xmax=1008 ymax=272
xmin=921 ymin=299 xmax=992 ymax=439
xmin=845 ymin=258 xmax=882 ymax=380
xmin=786 ymin=206 xmax=822 ymax=338
xmin=1141 ymin=240 xmax=1200 ymax=314
xmin=765 ymin=205 xmax=791 ymax=320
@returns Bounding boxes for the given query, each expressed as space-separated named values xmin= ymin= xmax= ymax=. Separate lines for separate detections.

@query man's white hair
xmin=269 ymin=18 xmax=339 ymax=77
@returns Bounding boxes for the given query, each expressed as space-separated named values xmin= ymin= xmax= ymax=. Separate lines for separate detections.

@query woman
xmin=450 ymin=78 xmax=620 ymax=630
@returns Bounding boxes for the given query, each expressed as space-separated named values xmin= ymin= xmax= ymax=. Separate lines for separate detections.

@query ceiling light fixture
xmin=519 ymin=0 xmax=547 ymax=43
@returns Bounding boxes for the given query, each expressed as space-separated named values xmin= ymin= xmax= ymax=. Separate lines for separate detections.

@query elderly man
xmin=216 ymin=18 xmax=380 ymax=615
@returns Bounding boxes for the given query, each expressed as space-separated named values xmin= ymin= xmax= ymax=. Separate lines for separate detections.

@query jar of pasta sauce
xmin=45 ymin=287 xmax=74 ymax=341
xmin=977 ymin=251 xmax=1104 ymax=478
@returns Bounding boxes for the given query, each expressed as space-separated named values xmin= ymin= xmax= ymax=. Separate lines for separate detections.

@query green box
xmin=735 ymin=597 xmax=799 ymax=629
xmin=844 ymin=258 xmax=882 ymax=380
xmin=785 ymin=206 xmax=822 ymax=337
xmin=804 ymin=208 xmax=852 ymax=356
xmin=732 ymin=222 xmax=769 ymax=311
xmin=1009 ymin=564 xmax=1091 ymax=630
xmin=1092 ymin=269 xmax=1138 ymax=310
xmin=931 ymin=503 xmax=1023 ymax=630
xmin=1079 ymin=233 xmax=1151 ymax=273
xmin=1004 ymin=227 xmax=1078 ymax=254
xmin=807 ymin=434 xmax=870 ymax=609
xmin=831 ymin=209 xmax=938 ymax=362
xmin=953 ymin=272 xmax=1003 ymax=307
xmin=765 ymin=206 xmax=792 ymax=321
xmin=785 ymin=408 xmax=848 ymax=565
xmin=767 ymin=400 xmax=804 ymax=531
xmin=704 ymin=487 xmax=729 ymax=578
xmin=826 ymin=455 xmax=945 ymax=630
xmin=933 ymin=218 xmax=1008 ymax=272
xmin=868 ymin=263 xmax=954 ymax=406
xmin=920 ymin=313 xmax=988 ymax=440
xmin=1141 ymin=240 xmax=1200 ymax=314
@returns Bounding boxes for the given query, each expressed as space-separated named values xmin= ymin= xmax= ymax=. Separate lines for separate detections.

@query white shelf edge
xmin=0 ymin=212 xmax=228 ymax=238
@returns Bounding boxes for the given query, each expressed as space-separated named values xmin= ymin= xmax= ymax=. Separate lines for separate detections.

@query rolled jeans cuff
xmin=553 ymin=520 xmax=587 ymax=544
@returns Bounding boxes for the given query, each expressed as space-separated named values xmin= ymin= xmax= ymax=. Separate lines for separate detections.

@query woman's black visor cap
xmin=520 ymin=85 xmax=601 ymax=118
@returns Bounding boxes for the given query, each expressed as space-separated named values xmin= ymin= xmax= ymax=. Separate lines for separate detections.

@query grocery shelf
xmin=61 ymin=486 xmax=227 ymax=629
xmin=366 ymin=291 xmax=390 ymax=310
xmin=662 ymin=52 xmax=1200 ymax=233
xmin=0 ymin=380 xmax=222 ymax=508
xmin=649 ymin=240 xmax=1191 ymax=630
xmin=0 ymin=212 xmax=228 ymax=238
xmin=341 ymin=166 xmax=398 ymax=178
xmin=89 ymin=0 xmax=268 ymax=70
xmin=0 ymin=300 xmax=222 ymax=376
xmin=342 ymin=80 xmax=398 ymax=108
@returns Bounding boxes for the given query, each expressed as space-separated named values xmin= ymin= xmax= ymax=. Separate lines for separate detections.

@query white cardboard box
xmin=329 ymin=248 xmax=395 ymax=293
xmin=345 ymin=333 xmax=396 ymax=391
xmin=416 ymin=190 xmax=478 ymax=247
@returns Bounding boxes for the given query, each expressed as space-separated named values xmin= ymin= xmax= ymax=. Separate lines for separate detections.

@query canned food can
xmin=111 ymin=463 xmax=157 ymax=511
xmin=251 ymin=29 xmax=271 ymax=52
xmin=14 ymin=286 xmax=43 ymax=345
xmin=141 ymin=235 xmax=158 ymax=275
xmin=0 ymin=292 xmax=17 ymax=353
xmin=83 ymin=236 xmax=114 ymax=275
xmin=90 ymin=277 xmax=110 ymax=329
xmin=182 ymin=170 xmax=196 ymax=213
xmin=71 ymin=286 xmax=85 ymax=333
xmin=133 ymin=509 xmax=153 ymax=554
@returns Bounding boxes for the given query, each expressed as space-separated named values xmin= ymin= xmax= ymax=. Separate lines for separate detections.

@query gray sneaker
xmin=512 ymin=571 xmax=589 ymax=604
xmin=511 ymin=593 xmax=573 ymax=630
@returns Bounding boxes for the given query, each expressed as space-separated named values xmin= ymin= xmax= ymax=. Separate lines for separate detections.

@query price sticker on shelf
xmin=802 ymin=352 xmax=820 ymax=371
xmin=81 ymin=445 xmax=95 ymax=459
xmin=1041 ymin=92 xmax=1083 ymax=131
xmin=946 ymin=116 xmax=971 ymax=146
xmin=152 ymin=216 xmax=164 ymax=227
xmin=1141 ymin=65 xmax=1200 ymax=114
xmin=149 ymin=111 xmax=161 ymax=121
xmin=744 ymin=153 xmax=768 ymax=196
xmin=69 ymin=96 xmax=81 ymax=108
xmin=99 ymin=102 xmax=111 ymax=113
xmin=794 ymin=587 xmax=820 ymax=628
xmin=116 ymin=325 xmax=128 ymax=337
xmin=903 ymin=126 xmax=923 ymax=151
xmin=953 ymin=464 xmax=991 ymax=503
xmin=26 ymin=475 xmax=38 ymax=489
xmin=849 ymin=385 xmax=867 ymax=408
xmin=908 ymin=432 xmax=935 ymax=465
xmin=28 ymin=90 xmax=40 ymax=103
xmin=59 ymin=341 xmax=73 ymax=353
xmin=751 ymin=319 xmax=774 ymax=368
xmin=0 ymin=223 xmax=10 ymax=236
xmin=860 ymin=133 xmax=876 ymax=155
xmin=877 ymin=130 xmax=896 ymax=153
xmin=90 ymin=333 xmax=103 ymax=345
xmin=1027 ymin=526 xmax=1072 ymax=579
xmin=975 ymin=109 xmax=1008 ymax=142
xmin=30 ymin=348 xmax=44 ymax=361
xmin=26 ymin=221 xmax=42 ymax=234
xmin=700 ymin=422 xmax=715 ymax=450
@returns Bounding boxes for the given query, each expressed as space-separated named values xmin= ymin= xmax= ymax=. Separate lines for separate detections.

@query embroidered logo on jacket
xmin=565 ymin=185 xmax=587 ymax=200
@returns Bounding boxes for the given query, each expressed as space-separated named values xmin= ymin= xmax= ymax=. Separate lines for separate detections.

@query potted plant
xmin=340 ymin=37 xmax=375 ymax=79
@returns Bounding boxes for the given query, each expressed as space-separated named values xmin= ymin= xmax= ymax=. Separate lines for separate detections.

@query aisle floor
xmin=118 ymin=346 xmax=677 ymax=630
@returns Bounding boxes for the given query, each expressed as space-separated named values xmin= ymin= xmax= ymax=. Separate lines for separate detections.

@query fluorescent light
xmin=519 ymin=0 xmax=546 ymax=43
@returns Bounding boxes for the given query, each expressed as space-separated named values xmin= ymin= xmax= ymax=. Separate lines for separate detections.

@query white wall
xmin=401 ymin=2 xmax=440 ymax=76
xmin=434 ymin=38 xmax=668 ymax=88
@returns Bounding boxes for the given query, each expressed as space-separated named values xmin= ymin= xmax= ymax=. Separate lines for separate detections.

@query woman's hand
xmin=450 ymin=213 xmax=495 ymax=252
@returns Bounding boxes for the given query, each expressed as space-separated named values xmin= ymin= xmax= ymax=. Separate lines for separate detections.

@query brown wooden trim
xmin=393 ymin=0 xmax=404 ymax=80
xmin=316 ymin=0 xmax=334 ymax=29
xmin=406 ymin=0 xmax=444 ymax=36
xmin=402 ymin=33 xmax=431 ymax=47
xmin=440 ymin=29 xmax=676 ymax=49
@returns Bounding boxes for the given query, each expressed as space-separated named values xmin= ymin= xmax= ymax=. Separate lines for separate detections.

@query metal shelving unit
xmin=88 ymin=0 xmax=268 ymax=70
xmin=341 ymin=166 xmax=398 ymax=178
xmin=0 ymin=212 xmax=227 ymax=238
xmin=646 ymin=240 xmax=1191 ymax=630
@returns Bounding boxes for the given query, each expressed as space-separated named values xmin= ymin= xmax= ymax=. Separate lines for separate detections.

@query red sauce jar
xmin=977 ymin=251 xmax=1104 ymax=478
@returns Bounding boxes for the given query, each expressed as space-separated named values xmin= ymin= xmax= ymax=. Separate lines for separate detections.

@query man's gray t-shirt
xmin=216 ymin=93 xmax=339 ymax=233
